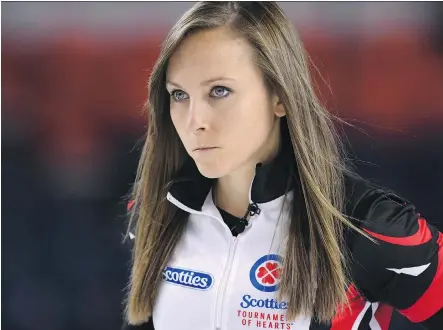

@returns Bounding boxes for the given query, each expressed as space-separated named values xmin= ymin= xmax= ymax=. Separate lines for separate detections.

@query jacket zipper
xmin=215 ymin=236 xmax=239 ymax=329
xmin=214 ymin=202 xmax=261 ymax=329
xmin=167 ymin=178 xmax=261 ymax=329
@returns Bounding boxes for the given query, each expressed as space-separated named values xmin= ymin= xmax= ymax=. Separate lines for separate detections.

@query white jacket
xmin=157 ymin=189 xmax=305 ymax=330
xmin=125 ymin=141 xmax=443 ymax=330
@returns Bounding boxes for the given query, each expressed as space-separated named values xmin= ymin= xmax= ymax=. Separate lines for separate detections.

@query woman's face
xmin=166 ymin=27 xmax=285 ymax=179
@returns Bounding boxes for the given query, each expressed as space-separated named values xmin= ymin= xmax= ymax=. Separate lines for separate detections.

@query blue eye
xmin=170 ymin=89 xmax=189 ymax=102
xmin=210 ymin=86 xmax=230 ymax=98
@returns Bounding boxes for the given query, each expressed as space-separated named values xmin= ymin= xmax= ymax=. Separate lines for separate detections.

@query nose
xmin=186 ymin=99 xmax=209 ymax=134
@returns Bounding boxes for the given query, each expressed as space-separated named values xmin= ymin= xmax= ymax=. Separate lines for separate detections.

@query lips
xmin=193 ymin=147 xmax=218 ymax=151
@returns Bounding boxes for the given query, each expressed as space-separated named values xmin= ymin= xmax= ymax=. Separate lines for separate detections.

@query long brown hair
xmin=125 ymin=1 xmax=369 ymax=325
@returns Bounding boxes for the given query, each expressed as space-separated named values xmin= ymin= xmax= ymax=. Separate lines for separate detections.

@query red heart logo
xmin=266 ymin=262 xmax=278 ymax=272
xmin=257 ymin=266 xmax=268 ymax=279
xmin=257 ymin=262 xmax=283 ymax=285
xmin=272 ymin=268 xmax=281 ymax=279
xmin=262 ymin=274 xmax=276 ymax=284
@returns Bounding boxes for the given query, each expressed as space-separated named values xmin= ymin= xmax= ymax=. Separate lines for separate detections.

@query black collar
xmin=168 ymin=134 xmax=298 ymax=212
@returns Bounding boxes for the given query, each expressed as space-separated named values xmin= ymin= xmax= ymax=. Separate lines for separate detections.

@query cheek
xmin=170 ymin=110 xmax=188 ymax=143
xmin=229 ymin=99 xmax=275 ymax=137
xmin=223 ymin=105 xmax=275 ymax=157
xmin=170 ymin=106 xmax=186 ymax=129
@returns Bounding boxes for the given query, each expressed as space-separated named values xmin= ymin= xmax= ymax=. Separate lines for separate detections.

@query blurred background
xmin=2 ymin=2 xmax=443 ymax=330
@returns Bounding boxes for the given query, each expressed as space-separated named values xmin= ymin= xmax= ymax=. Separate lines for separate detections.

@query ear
xmin=272 ymin=94 xmax=286 ymax=118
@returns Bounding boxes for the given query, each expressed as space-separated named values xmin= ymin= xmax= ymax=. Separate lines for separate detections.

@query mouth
xmin=193 ymin=147 xmax=219 ymax=152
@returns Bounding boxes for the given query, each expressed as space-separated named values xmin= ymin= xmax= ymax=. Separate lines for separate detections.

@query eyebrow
xmin=166 ymin=77 xmax=236 ymax=88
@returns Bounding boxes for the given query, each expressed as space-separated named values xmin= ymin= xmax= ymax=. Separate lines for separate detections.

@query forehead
xmin=166 ymin=28 xmax=256 ymax=84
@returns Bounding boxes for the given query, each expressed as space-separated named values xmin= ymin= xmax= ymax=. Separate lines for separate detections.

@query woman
xmin=122 ymin=2 xmax=442 ymax=330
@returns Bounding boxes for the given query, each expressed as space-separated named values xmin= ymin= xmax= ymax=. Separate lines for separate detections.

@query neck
xmin=214 ymin=127 xmax=282 ymax=217
xmin=214 ymin=165 xmax=256 ymax=218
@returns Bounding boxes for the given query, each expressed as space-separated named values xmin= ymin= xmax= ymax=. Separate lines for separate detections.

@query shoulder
xmin=343 ymin=172 xmax=432 ymax=254
xmin=343 ymin=173 xmax=411 ymax=222
xmin=343 ymin=174 xmax=442 ymax=306
xmin=343 ymin=173 xmax=424 ymax=242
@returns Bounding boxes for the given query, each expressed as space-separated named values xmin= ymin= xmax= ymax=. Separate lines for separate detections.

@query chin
xmin=194 ymin=161 xmax=228 ymax=179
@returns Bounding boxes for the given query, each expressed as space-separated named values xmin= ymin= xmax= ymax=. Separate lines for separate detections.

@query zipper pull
xmin=236 ymin=203 xmax=261 ymax=235
xmin=248 ymin=202 xmax=261 ymax=216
